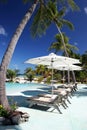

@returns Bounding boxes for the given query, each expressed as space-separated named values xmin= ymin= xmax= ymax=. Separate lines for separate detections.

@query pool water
xmin=6 ymin=82 xmax=48 ymax=95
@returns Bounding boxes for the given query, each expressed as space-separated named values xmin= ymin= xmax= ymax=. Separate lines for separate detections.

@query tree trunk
xmin=55 ymin=23 xmax=76 ymax=84
xmin=0 ymin=0 xmax=38 ymax=110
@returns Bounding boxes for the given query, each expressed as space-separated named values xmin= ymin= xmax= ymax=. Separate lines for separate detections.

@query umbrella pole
xmin=63 ymin=70 xmax=65 ymax=84
xmin=51 ymin=58 xmax=54 ymax=95
xmin=72 ymin=70 xmax=76 ymax=83
xmin=51 ymin=68 xmax=54 ymax=95
xmin=68 ymin=70 xmax=70 ymax=84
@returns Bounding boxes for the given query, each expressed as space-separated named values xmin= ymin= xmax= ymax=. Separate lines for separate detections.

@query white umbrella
xmin=25 ymin=53 xmax=80 ymax=66
xmin=25 ymin=53 xmax=80 ymax=93
xmin=48 ymin=64 xmax=82 ymax=84
xmin=48 ymin=64 xmax=82 ymax=71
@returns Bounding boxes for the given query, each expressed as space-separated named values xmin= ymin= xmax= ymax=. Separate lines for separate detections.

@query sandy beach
xmin=0 ymin=83 xmax=87 ymax=130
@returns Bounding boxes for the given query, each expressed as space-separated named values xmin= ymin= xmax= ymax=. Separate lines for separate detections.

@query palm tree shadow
xmin=0 ymin=125 xmax=22 ymax=130
xmin=7 ymin=90 xmax=50 ymax=111
xmin=7 ymin=95 xmax=29 ymax=107
xmin=22 ymin=90 xmax=50 ymax=96
xmin=74 ymin=87 xmax=87 ymax=97
xmin=38 ymin=86 xmax=52 ymax=91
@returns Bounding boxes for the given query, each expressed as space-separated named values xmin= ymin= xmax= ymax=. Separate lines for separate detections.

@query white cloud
xmin=84 ymin=7 xmax=87 ymax=14
xmin=74 ymin=42 xmax=78 ymax=46
xmin=0 ymin=25 xmax=7 ymax=36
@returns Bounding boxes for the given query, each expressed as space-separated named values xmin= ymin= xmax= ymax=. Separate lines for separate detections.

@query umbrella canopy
xmin=25 ymin=53 xmax=80 ymax=66
xmin=48 ymin=64 xmax=82 ymax=84
xmin=48 ymin=64 xmax=82 ymax=71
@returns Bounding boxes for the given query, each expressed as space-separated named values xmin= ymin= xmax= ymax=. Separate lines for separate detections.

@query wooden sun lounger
xmin=63 ymin=83 xmax=77 ymax=93
xmin=27 ymin=94 xmax=62 ymax=114
xmin=38 ymin=94 xmax=68 ymax=109
xmin=52 ymin=88 xmax=71 ymax=105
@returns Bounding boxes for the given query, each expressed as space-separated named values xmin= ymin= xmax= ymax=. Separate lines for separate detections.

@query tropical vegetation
xmin=6 ymin=49 xmax=87 ymax=84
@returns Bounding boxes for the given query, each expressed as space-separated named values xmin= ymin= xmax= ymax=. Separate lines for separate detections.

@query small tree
xmin=6 ymin=69 xmax=16 ymax=82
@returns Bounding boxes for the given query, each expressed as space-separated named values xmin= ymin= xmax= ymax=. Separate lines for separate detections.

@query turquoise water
xmin=6 ymin=82 xmax=49 ymax=107
xmin=6 ymin=82 xmax=48 ymax=95
xmin=6 ymin=82 xmax=45 ymax=88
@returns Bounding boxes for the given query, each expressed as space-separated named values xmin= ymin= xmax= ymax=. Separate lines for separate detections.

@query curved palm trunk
xmin=55 ymin=23 xmax=76 ymax=84
xmin=0 ymin=0 xmax=38 ymax=110
xmin=55 ymin=23 xmax=69 ymax=57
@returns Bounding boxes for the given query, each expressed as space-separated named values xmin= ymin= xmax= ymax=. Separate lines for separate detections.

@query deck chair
xmin=52 ymin=88 xmax=71 ymax=105
xmin=27 ymin=94 xmax=62 ymax=114
xmin=38 ymin=93 xmax=67 ymax=109
xmin=63 ymin=83 xmax=77 ymax=93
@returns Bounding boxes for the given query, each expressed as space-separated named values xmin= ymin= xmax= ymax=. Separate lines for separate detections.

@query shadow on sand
xmin=0 ymin=124 xmax=22 ymax=130
xmin=7 ymin=95 xmax=28 ymax=107
xmin=22 ymin=90 xmax=50 ymax=97
xmin=7 ymin=89 xmax=50 ymax=112
xmin=74 ymin=87 xmax=87 ymax=97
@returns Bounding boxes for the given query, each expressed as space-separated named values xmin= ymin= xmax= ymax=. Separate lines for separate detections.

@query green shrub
xmin=0 ymin=105 xmax=9 ymax=117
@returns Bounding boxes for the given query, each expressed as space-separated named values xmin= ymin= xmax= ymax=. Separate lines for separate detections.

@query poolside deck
xmin=0 ymin=84 xmax=87 ymax=130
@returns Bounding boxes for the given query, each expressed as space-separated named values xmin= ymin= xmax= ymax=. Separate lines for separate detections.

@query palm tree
xmin=48 ymin=33 xmax=78 ymax=56
xmin=25 ymin=67 xmax=34 ymax=82
xmin=0 ymin=0 xmax=39 ymax=110
xmin=31 ymin=1 xmax=79 ymax=83
xmin=0 ymin=0 xmax=79 ymax=110
xmin=46 ymin=1 xmax=79 ymax=83
xmin=6 ymin=69 xmax=16 ymax=82
xmin=31 ymin=0 xmax=79 ymax=37
xmin=47 ymin=1 xmax=75 ymax=56
xmin=35 ymin=65 xmax=46 ymax=76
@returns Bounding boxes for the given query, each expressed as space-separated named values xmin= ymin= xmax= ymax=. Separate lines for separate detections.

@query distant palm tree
xmin=35 ymin=65 xmax=46 ymax=76
xmin=48 ymin=33 xmax=78 ymax=56
xmin=25 ymin=67 xmax=34 ymax=82
xmin=6 ymin=69 xmax=16 ymax=82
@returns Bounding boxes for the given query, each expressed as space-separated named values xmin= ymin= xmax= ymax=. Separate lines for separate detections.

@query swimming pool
xmin=1 ymin=83 xmax=87 ymax=130
xmin=4 ymin=83 xmax=87 ymax=130
xmin=6 ymin=82 xmax=49 ymax=95
xmin=5 ymin=82 xmax=50 ymax=107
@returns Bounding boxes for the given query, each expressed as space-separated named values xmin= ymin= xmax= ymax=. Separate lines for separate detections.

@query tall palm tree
xmin=47 ymin=1 xmax=75 ymax=56
xmin=48 ymin=33 xmax=78 ymax=55
xmin=46 ymin=1 xmax=80 ymax=83
xmin=31 ymin=1 xmax=79 ymax=83
xmin=0 ymin=0 xmax=79 ymax=110
xmin=0 ymin=0 xmax=39 ymax=110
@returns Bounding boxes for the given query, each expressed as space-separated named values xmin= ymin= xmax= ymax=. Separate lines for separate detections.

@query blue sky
xmin=0 ymin=0 xmax=87 ymax=73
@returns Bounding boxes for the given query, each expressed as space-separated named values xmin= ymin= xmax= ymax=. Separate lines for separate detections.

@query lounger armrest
xmin=50 ymin=95 xmax=58 ymax=102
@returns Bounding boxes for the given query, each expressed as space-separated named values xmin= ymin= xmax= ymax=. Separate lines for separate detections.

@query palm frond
xmin=56 ymin=0 xmax=80 ymax=11
xmin=61 ymin=19 xmax=74 ymax=30
xmin=23 ymin=0 xmax=34 ymax=4
xmin=46 ymin=1 xmax=58 ymax=21
xmin=48 ymin=32 xmax=78 ymax=55
xmin=57 ymin=7 xmax=67 ymax=17
xmin=67 ymin=0 xmax=80 ymax=11
xmin=30 ymin=4 xmax=51 ymax=37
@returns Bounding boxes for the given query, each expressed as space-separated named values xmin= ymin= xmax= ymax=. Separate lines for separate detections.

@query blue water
xmin=5 ymin=82 xmax=49 ymax=95
xmin=6 ymin=82 xmax=44 ymax=88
